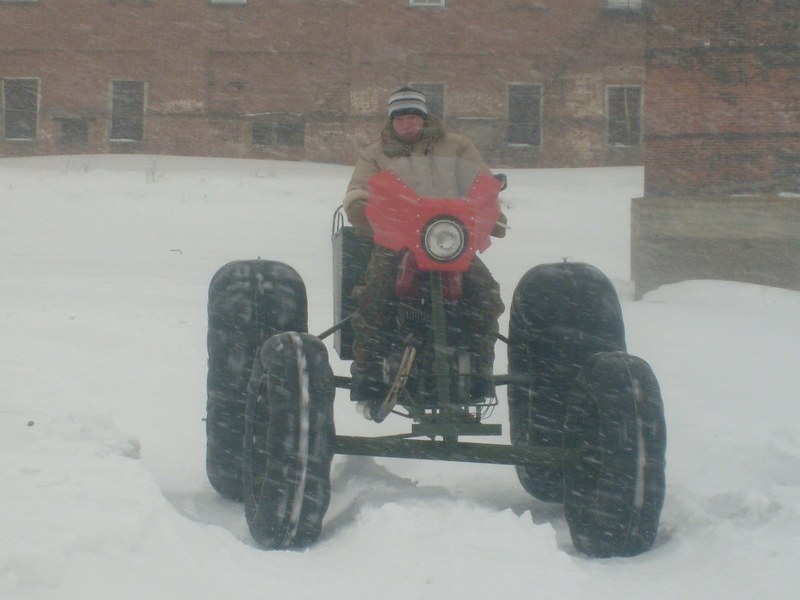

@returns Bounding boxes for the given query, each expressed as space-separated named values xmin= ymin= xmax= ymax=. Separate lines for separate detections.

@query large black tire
xmin=508 ymin=262 xmax=626 ymax=502
xmin=563 ymin=351 xmax=666 ymax=558
xmin=243 ymin=332 xmax=336 ymax=549
xmin=206 ymin=260 xmax=307 ymax=500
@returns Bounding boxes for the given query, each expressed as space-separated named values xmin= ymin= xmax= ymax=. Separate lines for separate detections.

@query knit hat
xmin=387 ymin=87 xmax=428 ymax=119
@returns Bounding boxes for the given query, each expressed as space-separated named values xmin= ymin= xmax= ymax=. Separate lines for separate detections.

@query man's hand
xmin=491 ymin=213 xmax=508 ymax=238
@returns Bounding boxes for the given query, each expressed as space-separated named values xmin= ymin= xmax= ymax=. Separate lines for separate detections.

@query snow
xmin=2 ymin=154 xmax=799 ymax=599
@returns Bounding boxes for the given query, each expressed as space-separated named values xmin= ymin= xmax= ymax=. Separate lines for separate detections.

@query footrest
xmin=411 ymin=422 xmax=502 ymax=438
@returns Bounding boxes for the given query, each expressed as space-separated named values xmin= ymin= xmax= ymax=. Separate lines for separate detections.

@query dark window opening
xmin=252 ymin=118 xmax=305 ymax=147
xmin=59 ymin=118 xmax=89 ymax=145
xmin=3 ymin=78 xmax=38 ymax=140
xmin=409 ymin=82 xmax=444 ymax=120
xmin=110 ymin=80 xmax=145 ymax=142
xmin=607 ymin=86 xmax=642 ymax=146
xmin=508 ymin=84 xmax=542 ymax=146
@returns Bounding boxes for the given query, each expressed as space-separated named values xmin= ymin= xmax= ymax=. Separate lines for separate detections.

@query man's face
xmin=392 ymin=114 xmax=425 ymax=143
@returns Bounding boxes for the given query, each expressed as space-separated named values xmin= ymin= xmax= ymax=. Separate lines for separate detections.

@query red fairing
xmin=365 ymin=170 xmax=502 ymax=273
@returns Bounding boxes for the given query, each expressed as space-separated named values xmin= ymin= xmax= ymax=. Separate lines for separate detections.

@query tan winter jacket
xmin=344 ymin=117 xmax=507 ymax=238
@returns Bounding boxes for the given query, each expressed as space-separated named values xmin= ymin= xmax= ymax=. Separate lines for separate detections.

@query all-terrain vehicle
xmin=205 ymin=160 xmax=667 ymax=557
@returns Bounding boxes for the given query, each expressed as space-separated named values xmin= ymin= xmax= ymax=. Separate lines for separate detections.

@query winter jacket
xmin=344 ymin=116 xmax=507 ymax=238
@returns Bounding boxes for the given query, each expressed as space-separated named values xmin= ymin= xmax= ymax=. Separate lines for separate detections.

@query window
xmin=409 ymin=83 xmax=444 ymax=120
xmin=409 ymin=0 xmax=445 ymax=6
xmin=3 ymin=78 xmax=38 ymax=140
xmin=607 ymin=85 xmax=642 ymax=146
xmin=209 ymin=0 xmax=247 ymax=4
xmin=252 ymin=118 xmax=305 ymax=148
xmin=606 ymin=0 xmax=642 ymax=9
xmin=110 ymin=80 xmax=145 ymax=142
xmin=58 ymin=118 xmax=88 ymax=145
xmin=507 ymin=84 xmax=542 ymax=146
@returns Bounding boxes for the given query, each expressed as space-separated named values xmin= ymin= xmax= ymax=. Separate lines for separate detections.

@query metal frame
xmin=322 ymin=270 xmax=579 ymax=468
xmin=334 ymin=435 xmax=577 ymax=466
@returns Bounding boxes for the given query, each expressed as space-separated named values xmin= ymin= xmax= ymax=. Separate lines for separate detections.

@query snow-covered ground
xmin=1 ymin=155 xmax=799 ymax=599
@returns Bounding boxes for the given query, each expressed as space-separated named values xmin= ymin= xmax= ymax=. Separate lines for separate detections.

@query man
xmin=343 ymin=87 xmax=506 ymax=408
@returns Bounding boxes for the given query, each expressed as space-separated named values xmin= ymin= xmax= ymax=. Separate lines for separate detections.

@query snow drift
xmin=1 ymin=155 xmax=799 ymax=599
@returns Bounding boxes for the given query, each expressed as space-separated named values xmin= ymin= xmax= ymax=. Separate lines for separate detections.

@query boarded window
xmin=252 ymin=118 xmax=305 ymax=147
xmin=3 ymin=78 xmax=38 ymax=140
xmin=59 ymin=118 xmax=88 ymax=145
xmin=409 ymin=83 xmax=444 ymax=120
xmin=507 ymin=84 xmax=542 ymax=146
xmin=607 ymin=86 xmax=642 ymax=146
xmin=110 ymin=80 xmax=145 ymax=142
xmin=409 ymin=0 xmax=445 ymax=6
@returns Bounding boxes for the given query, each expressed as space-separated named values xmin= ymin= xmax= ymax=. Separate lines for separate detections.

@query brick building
xmin=632 ymin=0 xmax=800 ymax=296
xmin=1 ymin=0 xmax=645 ymax=167
xmin=644 ymin=0 xmax=800 ymax=196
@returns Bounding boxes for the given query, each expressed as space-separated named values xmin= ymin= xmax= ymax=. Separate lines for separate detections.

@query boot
xmin=470 ymin=369 xmax=495 ymax=401
xmin=350 ymin=360 xmax=388 ymax=419
xmin=470 ymin=337 xmax=496 ymax=401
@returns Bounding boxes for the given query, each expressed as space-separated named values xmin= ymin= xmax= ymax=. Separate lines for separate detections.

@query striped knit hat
xmin=387 ymin=87 xmax=428 ymax=119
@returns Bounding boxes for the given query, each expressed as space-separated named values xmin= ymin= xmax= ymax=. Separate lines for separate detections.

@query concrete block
xmin=631 ymin=194 xmax=800 ymax=298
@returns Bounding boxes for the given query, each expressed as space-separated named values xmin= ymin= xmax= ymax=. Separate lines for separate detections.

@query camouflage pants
xmin=351 ymin=246 xmax=504 ymax=374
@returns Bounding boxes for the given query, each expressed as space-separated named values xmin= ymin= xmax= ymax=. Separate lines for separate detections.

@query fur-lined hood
xmin=379 ymin=115 xmax=446 ymax=158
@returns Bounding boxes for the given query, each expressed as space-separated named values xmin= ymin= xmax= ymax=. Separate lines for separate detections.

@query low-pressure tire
xmin=206 ymin=260 xmax=307 ymax=500
xmin=243 ymin=332 xmax=336 ymax=549
xmin=563 ymin=351 xmax=666 ymax=558
xmin=508 ymin=262 xmax=626 ymax=502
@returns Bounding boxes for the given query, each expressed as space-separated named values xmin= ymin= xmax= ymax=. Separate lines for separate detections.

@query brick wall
xmin=0 ymin=0 xmax=645 ymax=167
xmin=644 ymin=0 xmax=800 ymax=195
xmin=633 ymin=0 xmax=800 ymax=297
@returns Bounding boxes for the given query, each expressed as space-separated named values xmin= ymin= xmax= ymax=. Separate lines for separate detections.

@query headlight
xmin=422 ymin=218 xmax=466 ymax=262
